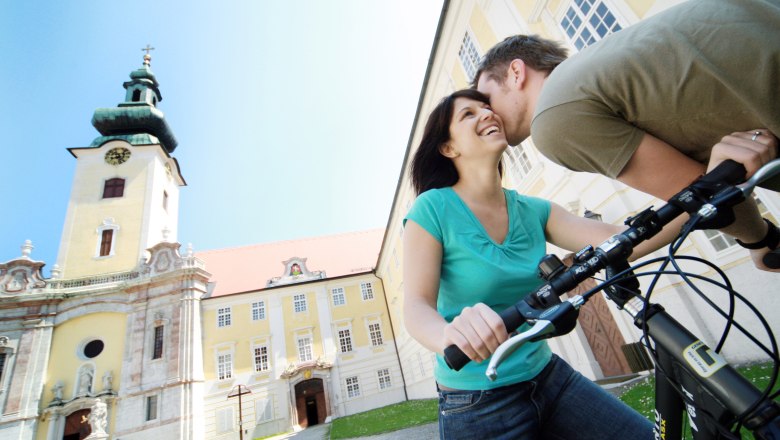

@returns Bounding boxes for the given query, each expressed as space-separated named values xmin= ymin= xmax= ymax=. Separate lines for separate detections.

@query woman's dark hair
xmin=410 ymin=89 xmax=501 ymax=195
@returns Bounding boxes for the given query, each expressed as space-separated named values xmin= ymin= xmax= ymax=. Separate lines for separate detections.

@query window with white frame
xmin=297 ymin=337 xmax=313 ymax=362
xmin=332 ymin=287 xmax=346 ymax=306
xmin=702 ymin=194 xmax=776 ymax=252
xmin=293 ymin=294 xmax=307 ymax=313
xmin=458 ymin=31 xmax=481 ymax=82
xmin=346 ymin=376 xmax=361 ymax=398
xmin=561 ymin=0 xmax=623 ymax=50
xmin=217 ymin=353 xmax=233 ymax=380
xmin=702 ymin=229 xmax=737 ymax=252
xmin=251 ymin=301 xmax=266 ymax=321
xmin=368 ymin=322 xmax=383 ymax=346
xmin=216 ymin=407 xmax=234 ymax=433
xmin=504 ymin=146 xmax=533 ymax=180
xmin=338 ymin=329 xmax=353 ymax=353
xmin=253 ymin=345 xmax=269 ymax=372
xmin=256 ymin=397 xmax=273 ymax=423
xmin=360 ymin=282 xmax=374 ymax=300
xmin=152 ymin=325 xmax=164 ymax=359
xmin=217 ymin=307 xmax=232 ymax=328
xmin=145 ymin=395 xmax=158 ymax=421
xmin=377 ymin=368 xmax=391 ymax=390
xmin=0 ymin=352 xmax=7 ymax=385
xmin=95 ymin=219 xmax=119 ymax=258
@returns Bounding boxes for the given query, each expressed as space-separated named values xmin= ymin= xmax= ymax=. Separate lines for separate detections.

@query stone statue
xmin=102 ymin=370 xmax=113 ymax=392
xmin=52 ymin=381 xmax=64 ymax=401
xmin=78 ymin=366 xmax=94 ymax=396
xmin=85 ymin=399 xmax=108 ymax=439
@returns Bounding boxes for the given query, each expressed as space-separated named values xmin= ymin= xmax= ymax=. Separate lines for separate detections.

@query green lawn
xmin=329 ymin=398 xmax=438 ymax=439
xmin=619 ymin=362 xmax=779 ymax=439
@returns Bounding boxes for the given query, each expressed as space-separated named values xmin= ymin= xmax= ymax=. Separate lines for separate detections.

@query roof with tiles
xmin=195 ymin=228 xmax=384 ymax=298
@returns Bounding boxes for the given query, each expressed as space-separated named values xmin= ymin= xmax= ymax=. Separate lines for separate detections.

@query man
xmin=475 ymin=0 xmax=779 ymax=271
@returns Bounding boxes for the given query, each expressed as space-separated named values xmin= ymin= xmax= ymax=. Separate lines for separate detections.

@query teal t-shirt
xmin=404 ymin=187 xmax=553 ymax=390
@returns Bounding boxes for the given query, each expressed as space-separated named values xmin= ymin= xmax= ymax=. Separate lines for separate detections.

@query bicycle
xmin=444 ymin=159 xmax=780 ymax=439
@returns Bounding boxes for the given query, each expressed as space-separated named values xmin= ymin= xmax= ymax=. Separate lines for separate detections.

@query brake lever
xmin=486 ymin=296 xmax=584 ymax=381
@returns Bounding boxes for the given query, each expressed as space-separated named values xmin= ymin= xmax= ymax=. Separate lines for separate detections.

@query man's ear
xmin=439 ymin=143 xmax=460 ymax=159
xmin=507 ymin=59 xmax=527 ymax=89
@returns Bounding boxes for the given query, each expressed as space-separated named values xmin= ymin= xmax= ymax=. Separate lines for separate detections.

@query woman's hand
xmin=442 ymin=303 xmax=508 ymax=363
xmin=707 ymin=129 xmax=778 ymax=178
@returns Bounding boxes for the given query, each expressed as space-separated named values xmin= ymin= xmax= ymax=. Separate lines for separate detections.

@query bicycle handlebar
xmin=443 ymin=159 xmax=779 ymax=372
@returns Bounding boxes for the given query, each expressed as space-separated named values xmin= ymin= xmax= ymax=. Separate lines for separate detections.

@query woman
xmin=403 ymin=89 xmax=668 ymax=439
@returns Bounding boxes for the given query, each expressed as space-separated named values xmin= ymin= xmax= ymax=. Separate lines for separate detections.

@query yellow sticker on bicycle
xmin=683 ymin=341 xmax=727 ymax=378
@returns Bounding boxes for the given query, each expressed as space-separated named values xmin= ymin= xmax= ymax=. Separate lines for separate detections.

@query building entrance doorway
xmin=294 ymin=378 xmax=326 ymax=428
xmin=63 ymin=409 xmax=91 ymax=440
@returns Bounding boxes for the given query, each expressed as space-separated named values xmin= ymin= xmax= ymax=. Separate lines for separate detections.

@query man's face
xmin=476 ymin=74 xmax=527 ymax=146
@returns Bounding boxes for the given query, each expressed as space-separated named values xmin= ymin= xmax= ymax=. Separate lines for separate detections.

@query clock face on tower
xmin=105 ymin=147 xmax=131 ymax=165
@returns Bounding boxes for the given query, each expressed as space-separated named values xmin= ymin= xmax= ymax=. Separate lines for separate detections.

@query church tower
xmin=55 ymin=50 xmax=186 ymax=279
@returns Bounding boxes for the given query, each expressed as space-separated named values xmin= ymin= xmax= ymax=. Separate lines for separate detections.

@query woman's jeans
xmin=438 ymin=354 xmax=652 ymax=440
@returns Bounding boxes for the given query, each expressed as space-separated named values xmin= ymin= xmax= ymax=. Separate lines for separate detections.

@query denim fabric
xmin=438 ymin=354 xmax=652 ymax=440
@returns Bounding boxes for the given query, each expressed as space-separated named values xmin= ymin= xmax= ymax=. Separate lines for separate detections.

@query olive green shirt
xmin=532 ymin=0 xmax=780 ymax=191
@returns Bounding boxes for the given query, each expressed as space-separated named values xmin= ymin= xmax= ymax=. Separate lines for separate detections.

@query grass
xmin=619 ymin=362 xmax=779 ymax=439
xmin=329 ymin=398 xmax=438 ymax=439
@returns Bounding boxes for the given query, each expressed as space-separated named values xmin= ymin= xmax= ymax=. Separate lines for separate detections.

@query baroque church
xmin=0 ymin=54 xmax=404 ymax=440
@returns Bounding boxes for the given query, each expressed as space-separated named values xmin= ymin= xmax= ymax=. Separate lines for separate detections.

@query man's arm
xmin=618 ymin=132 xmax=778 ymax=271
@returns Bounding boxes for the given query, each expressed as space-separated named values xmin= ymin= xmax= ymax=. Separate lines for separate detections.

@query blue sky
xmin=0 ymin=1 xmax=444 ymax=275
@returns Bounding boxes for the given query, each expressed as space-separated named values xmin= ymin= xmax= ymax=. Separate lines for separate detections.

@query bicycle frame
xmin=616 ymin=299 xmax=779 ymax=439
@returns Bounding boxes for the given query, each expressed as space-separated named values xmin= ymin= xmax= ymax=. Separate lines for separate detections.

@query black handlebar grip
xmin=700 ymin=159 xmax=747 ymax=186
xmin=443 ymin=303 xmax=527 ymax=371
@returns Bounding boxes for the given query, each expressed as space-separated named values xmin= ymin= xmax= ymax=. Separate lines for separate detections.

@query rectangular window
xmin=99 ymin=229 xmax=113 ymax=257
xmin=360 ymin=282 xmax=374 ymax=300
xmin=254 ymin=346 xmax=269 ymax=372
xmin=256 ymin=397 xmax=273 ymax=423
xmin=152 ymin=325 xmax=164 ymax=359
xmin=369 ymin=323 xmax=383 ymax=346
xmin=377 ymin=369 xmax=391 ymax=390
xmin=102 ymin=178 xmax=125 ymax=199
xmin=145 ymin=395 xmax=158 ymax=421
xmin=251 ymin=301 xmax=266 ymax=321
xmin=297 ymin=337 xmax=313 ymax=362
xmin=163 ymin=190 xmax=168 ymax=211
xmin=293 ymin=294 xmax=307 ymax=313
xmin=332 ymin=287 xmax=346 ymax=306
xmin=0 ymin=352 xmax=7 ymax=383
xmin=703 ymin=229 xmax=737 ymax=252
xmin=218 ymin=353 xmax=233 ymax=380
xmin=346 ymin=376 xmax=361 ymax=398
xmin=338 ymin=329 xmax=353 ymax=353
xmin=216 ymin=407 xmax=234 ymax=433
xmin=458 ymin=31 xmax=481 ymax=82
xmin=217 ymin=307 xmax=232 ymax=328
xmin=561 ymin=0 xmax=622 ymax=50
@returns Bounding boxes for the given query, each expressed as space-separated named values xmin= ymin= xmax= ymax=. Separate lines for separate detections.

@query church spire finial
xmin=141 ymin=44 xmax=155 ymax=66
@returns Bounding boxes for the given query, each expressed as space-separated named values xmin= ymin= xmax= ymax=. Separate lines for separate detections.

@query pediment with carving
xmin=266 ymin=257 xmax=325 ymax=287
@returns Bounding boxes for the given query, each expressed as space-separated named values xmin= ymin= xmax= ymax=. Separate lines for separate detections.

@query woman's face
xmin=446 ymin=97 xmax=507 ymax=159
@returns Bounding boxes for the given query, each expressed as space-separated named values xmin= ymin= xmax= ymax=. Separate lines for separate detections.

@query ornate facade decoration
xmin=279 ymin=356 xmax=333 ymax=379
xmin=0 ymin=241 xmax=47 ymax=294
xmin=266 ymin=257 xmax=325 ymax=287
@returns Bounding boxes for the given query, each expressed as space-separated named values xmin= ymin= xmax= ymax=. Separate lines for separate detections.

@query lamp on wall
xmin=583 ymin=208 xmax=602 ymax=222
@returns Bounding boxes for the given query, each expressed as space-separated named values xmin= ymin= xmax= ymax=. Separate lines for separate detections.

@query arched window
xmin=102 ymin=178 xmax=125 ymax=199
xmin=132 ymin=89 xmax=142 ymax=102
